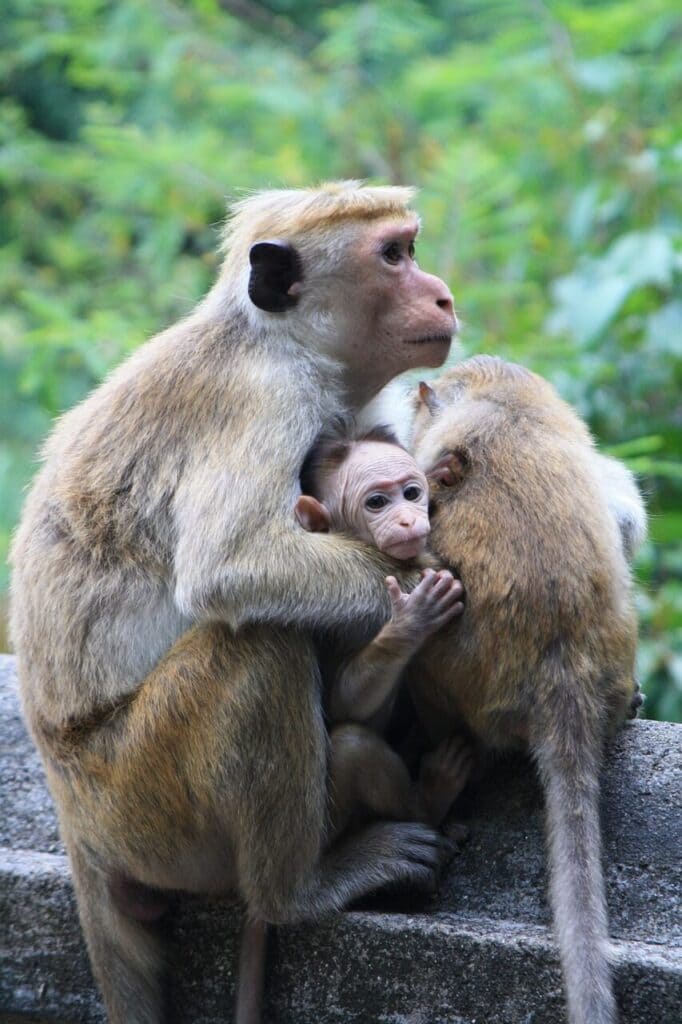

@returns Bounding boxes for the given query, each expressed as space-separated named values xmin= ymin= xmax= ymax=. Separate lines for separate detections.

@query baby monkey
xmin=237 ymin=431 xmax=471 ymax=1024
xmin=295 ymin=428 xmax=472 ymax=835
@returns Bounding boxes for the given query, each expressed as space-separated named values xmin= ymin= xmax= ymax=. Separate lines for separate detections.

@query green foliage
xmin=1 ymin=0 xmax=680 ymax=718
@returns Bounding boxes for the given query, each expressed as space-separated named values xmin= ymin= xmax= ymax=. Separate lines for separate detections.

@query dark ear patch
xmin=248 ymin=240 xmax=303 ymax=312
xmin=427 ymin=448 xmax=470 ymax=488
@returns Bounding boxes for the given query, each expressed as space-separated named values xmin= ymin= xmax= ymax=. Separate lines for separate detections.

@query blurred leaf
xmin=604 ymin=436 xmax=665 ymax=458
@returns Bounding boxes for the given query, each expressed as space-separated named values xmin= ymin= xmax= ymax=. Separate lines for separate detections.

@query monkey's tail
xmin=235 ymin=917 xmax=268 ymax=1024
xmin=531 ymin=665 xmax=617 ymax=1024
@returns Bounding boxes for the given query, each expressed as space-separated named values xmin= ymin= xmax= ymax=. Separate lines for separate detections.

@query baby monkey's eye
xmin=408 ymin=241 xmax=416 ymax=259
xmin=403 ymin=485 xmax=422 ymax=501
xmin=365 ymin=494 xmax=389 ymax=511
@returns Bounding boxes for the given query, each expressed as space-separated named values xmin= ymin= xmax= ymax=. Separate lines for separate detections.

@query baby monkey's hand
xmin=385 ymin=569 xmax=464 ymax=648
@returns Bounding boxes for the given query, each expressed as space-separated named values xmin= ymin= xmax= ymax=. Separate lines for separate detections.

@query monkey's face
xmin=245 ymin=212 xmax=456 ymax=402
xmin=269 ymin=218 xmax=457 ymax=399
xmin=326 ymin=441 xmax=431 ymax=560
xmin=335 ymin=218 xmax=457 ymax=381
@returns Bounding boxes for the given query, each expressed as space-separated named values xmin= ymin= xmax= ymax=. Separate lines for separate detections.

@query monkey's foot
xmin=360 ymin=820 xmax=447 ymax=893
xmin=419 ymin=734 xmax=474 ymax=826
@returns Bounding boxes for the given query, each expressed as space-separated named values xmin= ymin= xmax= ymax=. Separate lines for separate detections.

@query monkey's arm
xmin=596 ymin=454 xmax=647 ymax=561
xmin=173 ymin=473 xmax=406 ymax=631
xmin=327 ymin=631 xmax=417 ymax=729
xmin=328 ymin=570 xmax=464 ymax=727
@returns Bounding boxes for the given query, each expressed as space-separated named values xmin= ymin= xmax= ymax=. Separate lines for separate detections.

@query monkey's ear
xmin=427 ymin=450 xmax=469 ymax=488
xmin=248 ymin=240 xmax=304 ymax=312
xmin=418 ymin=381 xmax=444 ymax=417
xmin=294 ymin=496 xmax=332 ymax=533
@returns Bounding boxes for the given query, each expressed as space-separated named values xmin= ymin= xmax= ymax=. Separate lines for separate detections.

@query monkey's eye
xmin=365 ymin=494 xmax=389 ymax=511
xmin=408 ymin=241 xmax=416 ymax=260
xmin=403 ymin=485 xmax=422 ymax=501
xmin=382 ymin=242 xmax=403 ymax=265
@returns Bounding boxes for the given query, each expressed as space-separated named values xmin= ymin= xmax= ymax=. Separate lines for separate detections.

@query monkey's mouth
xmin=407 ymin=333 xmax=453 ymax=346
xmin=386 ymin=538 xmax=429 ymax=561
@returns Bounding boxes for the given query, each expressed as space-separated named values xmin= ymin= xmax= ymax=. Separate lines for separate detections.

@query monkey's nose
xmin=403 ymin=518 xmax=429 ymax=537
xmin=431 ymin=274 xmax=454 ymax=316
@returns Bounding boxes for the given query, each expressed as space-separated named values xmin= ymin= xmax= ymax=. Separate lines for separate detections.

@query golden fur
xmin=409 ymin=356 xmax=642 ymax=1024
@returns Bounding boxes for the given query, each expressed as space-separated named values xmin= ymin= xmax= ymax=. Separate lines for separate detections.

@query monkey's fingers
xmin=424 ymin=574 xmax=464 ymax=608
xmin=438 ymin=607 xmax=464 ymax=630
xmin=442 ymin=740 xmax=474 ymax=785
xmin=412 ymin=570 xmax=453 ymax=604
xmin=414 ymin=568 xmax=438 ymax=593
xmin=420 ymin=737 xmax=473 ymax=819
xmin=425 ymin=571 xmax=456 ymax=599
xmin=368 ymin=822 xmax=446 ymax=890
xmin=430 ymin=599 xmax=465 ymax=629
xmin=423 ymin=735 xmax=471 ymax=776
xmin=385 ymin=576 xmax=406 ymax=606
xmin=436 ymin=575 xmax=464 ymax=601
xmin=432 ymin=585 xmax=465 ymax=612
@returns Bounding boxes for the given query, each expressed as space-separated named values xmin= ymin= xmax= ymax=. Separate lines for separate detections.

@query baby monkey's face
xmin=327 ymin=441 xmax=430 ymax=560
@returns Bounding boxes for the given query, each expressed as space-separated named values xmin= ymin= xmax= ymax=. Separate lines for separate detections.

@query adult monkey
xmin=10 ymin=182 xmax=457 ymax=1023
xmin=408 ymin=358 xmax=645 ymax=1024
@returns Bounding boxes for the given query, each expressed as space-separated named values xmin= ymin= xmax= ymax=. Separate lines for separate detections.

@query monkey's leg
xmin=328 ymin=725 xmax=472 ymax=833
xmin=328 ymin=723 xmax=421 ymax=837
xmin=53 ymin=622 xmax=300 ymax=1024
xmin=56 ymin=623 xmax=444 ymax=1020
xmin=225 ymin=655 xmax=446 ymax=929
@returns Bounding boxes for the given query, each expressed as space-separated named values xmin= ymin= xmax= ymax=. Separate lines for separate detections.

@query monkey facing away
xmin=295 ymin=429 xmax=472 ymax=834
xmin=9 ymin=182 xmax=457 ymax=1024
xmin=408 ymin=356 xmax=645 ymax=1024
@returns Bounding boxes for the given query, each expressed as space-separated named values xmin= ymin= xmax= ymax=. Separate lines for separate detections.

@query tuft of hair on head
xmin=433 ymin=356 xmax=542 ymax=405
xmin=358 ymin=425 xmax=404 ymax=449
xmin=435 ymin=355 xmax=591 ymax=443
xmin=454 ymin=355 xmax=533 ymax=383
xmin=299 ymin=422 xmax=404 ymax=501
xmin=220 ymin=181 xmax=418 ymax=262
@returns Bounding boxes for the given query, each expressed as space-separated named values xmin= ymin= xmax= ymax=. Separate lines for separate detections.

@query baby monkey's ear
xmin=294 ymin=495 xmax=332 ymax=533
xmin=427 ymin=449 xmax=470 ymax=488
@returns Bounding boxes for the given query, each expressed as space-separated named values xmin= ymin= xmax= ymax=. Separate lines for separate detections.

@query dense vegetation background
xmin=1 ymin=0 xmax=680 ymax=719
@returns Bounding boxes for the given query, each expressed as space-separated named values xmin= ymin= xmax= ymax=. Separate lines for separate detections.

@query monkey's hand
xmin=384 ymin=569 xmax=464 ymax=651
xmin=330 ymin=571 xmax=464 ymax=725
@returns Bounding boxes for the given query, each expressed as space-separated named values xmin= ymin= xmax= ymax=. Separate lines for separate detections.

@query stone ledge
xmin=1 ymin=654 xmax=681 ymax=1023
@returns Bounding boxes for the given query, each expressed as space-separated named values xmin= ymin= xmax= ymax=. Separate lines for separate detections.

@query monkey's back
xmin=413 ymin=414 xmax=637 ymax=749
xmin=9 ymin=314 xmax=338 ymax=733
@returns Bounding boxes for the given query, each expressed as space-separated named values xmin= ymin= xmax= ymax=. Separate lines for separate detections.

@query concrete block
xmin=1 ymin=654 xmax=680 ymax=1023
